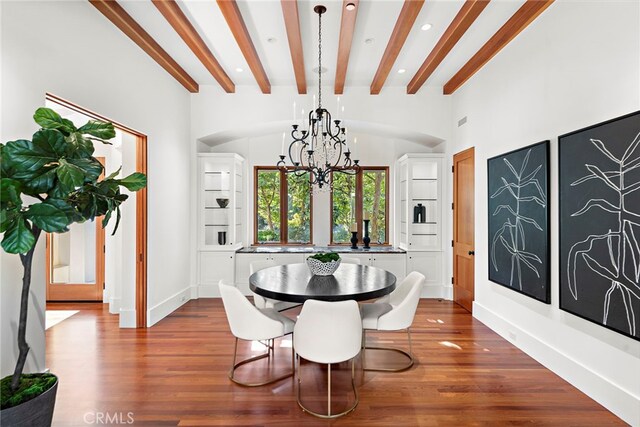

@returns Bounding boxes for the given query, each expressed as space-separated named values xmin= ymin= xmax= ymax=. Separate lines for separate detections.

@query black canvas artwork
xmin=488 ymin=141 xmax=550 ymax=303
xmin=559 ymin=111 xmax=640 ymax=341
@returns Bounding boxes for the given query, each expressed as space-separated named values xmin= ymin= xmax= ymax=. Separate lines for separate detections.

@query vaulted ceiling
xmin=90 ymin=0 xmax=554 ymax=95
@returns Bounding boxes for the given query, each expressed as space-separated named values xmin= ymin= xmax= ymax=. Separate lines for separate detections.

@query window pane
xmin=332 ymin=173 xmax=356 ymax=243
xmin=287 ymin=173 xmax=311 ymax=243
xmin=363 ymin=170 xmax=387 ymax=244
xmin=256 ymin=170 xmax=281 ymax=243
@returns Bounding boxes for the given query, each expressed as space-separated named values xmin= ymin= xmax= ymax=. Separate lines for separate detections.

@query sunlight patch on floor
xmin=45 ymin=310 xmax=79 ymax=330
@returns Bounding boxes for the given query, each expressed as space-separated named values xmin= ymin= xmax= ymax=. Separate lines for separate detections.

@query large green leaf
xmin=65 ymin=133 xmax=95 ymax=158
xmin=78 ymin=120 xmax=116 ymax=139
xmin=56 ymin=158 xmax=85 ymax=189
xmin=0 ymin=144 xmax=14 ymax=178
xmin=22 ymin=166 xmax=58 ymax=194
xmin=118 ymin=173 xmax=147 ymax=191
xmin=4 ymin=131 xmax=63 ymax=175
xmin=26 ymin=199 xmax=72 ymax=232
xmin=0 ymin=178 xmax=22 ymax=208
xmin=1 ymin=216 xmax=35 ymax=254
xmin=0 ymin=209 xmax=18 ymax=233
xmin=68 ymin=158 xmax=103 ymax=181
xmin=33 ymin=107 xmax=76 ymax=134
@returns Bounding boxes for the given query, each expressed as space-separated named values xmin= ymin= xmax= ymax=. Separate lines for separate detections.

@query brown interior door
xmin=453 ymin=147 xmax=475 ymax=312
xmin=46 ymin=158 xmax=105 ymax=302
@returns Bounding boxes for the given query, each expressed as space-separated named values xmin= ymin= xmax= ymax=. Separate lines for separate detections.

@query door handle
xmin=468 ymin=250 xmax=475 ymax=256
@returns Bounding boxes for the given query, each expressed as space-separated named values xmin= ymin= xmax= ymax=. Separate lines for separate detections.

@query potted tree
xmin=0 ymin=107 xmax=146 ymax=425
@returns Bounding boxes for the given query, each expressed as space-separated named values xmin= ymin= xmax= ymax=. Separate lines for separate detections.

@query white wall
xmin=445 ymin=2 xmax=640 ymax=424
xmin=1 ymin=0 xmax=192 ymax=376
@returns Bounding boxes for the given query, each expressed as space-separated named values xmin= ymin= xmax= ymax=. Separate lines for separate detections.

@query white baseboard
xmin=147 ymin=286 xmax=191 ymax=327
xmin=421 ymin=284 xmax=452 ymax=300
xmin=473 ymin=301 xmax=639 ymax=426
xmin=190 ymin=285 xmax=198 ymax=300
xmin=197 ymin=284 xmax=221 ymax=297
xmin=119 ymin=309 xmax=136 ymax=328
xmin=109 ymin=297 xmax=120 ymax=315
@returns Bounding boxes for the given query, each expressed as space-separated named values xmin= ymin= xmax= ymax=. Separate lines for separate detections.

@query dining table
xmin=249 ymin=262 xmax=397 ymax=303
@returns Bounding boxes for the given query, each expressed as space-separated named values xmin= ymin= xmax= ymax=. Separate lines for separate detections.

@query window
xmin=255 ymin=167 xmax=312 ymax=244
xmin=331 ymin=167 xmax=388 ymax=245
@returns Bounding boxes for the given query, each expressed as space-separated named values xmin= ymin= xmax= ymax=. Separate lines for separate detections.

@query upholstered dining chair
xmin=340 ymin=257 xmax=361 ymax=264
xmin=359 ymin=271 xmax=425 ymax=371
xmin=249 ymin=261 xmax=299 ymax=311
xmin=293 ymin=299 xmax=362 ymax=419
xmin=219 ymin=280 xmax=295 ymax=386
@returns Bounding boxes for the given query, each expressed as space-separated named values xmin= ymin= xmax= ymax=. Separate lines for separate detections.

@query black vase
xmin=217 ymin=231 xmax=227 ymax=245
xmin=363 ymin=220 xmax=371 ymax=249
xmin=414 ymin=203 xmax=426 ymax=223
xmin=350 ymin=231 xmax=358 ymax=249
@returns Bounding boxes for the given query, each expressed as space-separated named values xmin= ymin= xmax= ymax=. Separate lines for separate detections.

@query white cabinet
xmin=198 ymin=154 xmax=245 ymax=251
xmin=407 ymin=252 xmax=443 ymax=287
xmin=342 ymin=253 xmax=406 ymax=283
xmin=199 ymin=252 xmax=235 ymax=292
xmin=235 ymin=253 xmax=305 ymax=294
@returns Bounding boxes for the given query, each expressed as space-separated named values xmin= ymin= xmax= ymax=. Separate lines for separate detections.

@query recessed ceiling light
xmin=345 ymin=2 xmax=356 ymax=11
xmin=235 ymin=67 xmax=243 ymax=72
xmin=421 ymin=23 xmax=432 ymax=31
xmin=267 ymin=37 xmax=277 ymax=43
xmin=364 ymin=38 xmax=374 ymax=44
xmin=398 ymin=69 xmax=406 ymax=74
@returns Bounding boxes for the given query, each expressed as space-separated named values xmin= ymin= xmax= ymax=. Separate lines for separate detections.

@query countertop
xmin=237 ymin=246 xmax=406 ymax=254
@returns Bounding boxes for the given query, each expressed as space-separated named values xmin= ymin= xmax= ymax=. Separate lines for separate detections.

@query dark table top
xmin=249 ymin=263 xmax=397 ymax=303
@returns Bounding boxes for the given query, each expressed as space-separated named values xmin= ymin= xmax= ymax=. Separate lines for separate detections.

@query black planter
xmin=1 ymin=377 xmax=58 ymax=427
xmin=217 ymin=231 xmax=227 ymax=245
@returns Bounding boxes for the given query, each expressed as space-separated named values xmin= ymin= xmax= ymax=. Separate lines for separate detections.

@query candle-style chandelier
xmin=277 ymin=4 xmax=360 ymax=190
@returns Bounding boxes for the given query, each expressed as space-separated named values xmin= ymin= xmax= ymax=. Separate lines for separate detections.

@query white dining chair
xmin=359 ymin=271 xmax=425 ymax=371
xmin=250 ymin=261 xmax=299 ymax=312
xmin=293 ymin=299 xmax=362 ymax=419
xmin=340 ymin=257 xmax=361 ymax=265
xmin=219 ymin=280 xmax=295 ymax=386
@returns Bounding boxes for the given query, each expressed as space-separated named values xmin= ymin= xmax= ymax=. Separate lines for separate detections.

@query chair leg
xmin=296 ymin=356 xmax=359 ymax=419
xmin=228 ymin=336 xmax=294 ymax=387
xmin=362 ymin=328 xmax=415 ymax=372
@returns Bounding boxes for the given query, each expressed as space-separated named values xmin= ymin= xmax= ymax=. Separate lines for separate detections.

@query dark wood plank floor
xmin=45 ymin=299 xmax=624 ymax=426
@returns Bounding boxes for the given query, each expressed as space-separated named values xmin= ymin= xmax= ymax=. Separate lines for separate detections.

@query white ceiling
xmin=118 ymin=0 xmax=529 ymax=92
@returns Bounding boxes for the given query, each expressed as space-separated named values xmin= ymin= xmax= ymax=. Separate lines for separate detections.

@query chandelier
xmin=277 ymin=4 xmax=360 ymax=190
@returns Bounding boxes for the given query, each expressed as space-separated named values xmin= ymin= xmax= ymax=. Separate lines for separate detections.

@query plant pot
xmin=306 ymin=258 xmax=341 ymax=276
xmin=1 ymin=376 xmax=58 ymax=427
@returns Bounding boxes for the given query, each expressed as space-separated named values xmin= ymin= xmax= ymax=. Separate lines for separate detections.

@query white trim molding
xmin=148 ymin=286 xmax=191 ymax=327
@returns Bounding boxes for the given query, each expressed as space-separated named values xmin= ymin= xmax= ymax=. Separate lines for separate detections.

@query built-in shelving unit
xmin=396 ymin=154 xmax=446 ymax=296
xmin=198 ymin=154 xmax=245 ymax=251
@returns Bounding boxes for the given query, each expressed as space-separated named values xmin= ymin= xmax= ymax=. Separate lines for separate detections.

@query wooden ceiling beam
xmin=89 ymin=0 xmax=198 ymax=93
xmin=281 ymin=0 xmax=306 ymax=94
xmin=407 ymin=0 xmax=490 ymax=94
xmin=152 ymin=0 xmax=234 ymax=93
xmin=443 ymin=0 xmax=554 ymax=95
xmin=370 ymin=0 xmax=424 ymax=95
xmin=334 ymin=0 xmax=359 ymax=95
xmin=217 ymin=0 xmax=271 ymax=94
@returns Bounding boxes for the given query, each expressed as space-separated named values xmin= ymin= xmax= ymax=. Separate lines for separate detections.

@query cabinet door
xmin=270 ymin=254 xmax=305 ymax=266
xmin=199 ymin=252 xmax=235 ymax=285
xmin=406 ymin=252 xmax=443 ymax=287
xmin=341 ymin=254 xmax=373 ymax=265
xmin=371 ymin=254 xmax=406 ymax=282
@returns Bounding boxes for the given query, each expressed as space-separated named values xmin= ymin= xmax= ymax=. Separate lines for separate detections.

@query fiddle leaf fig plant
xmin=0 ymin=107 xmax=146 ymax=404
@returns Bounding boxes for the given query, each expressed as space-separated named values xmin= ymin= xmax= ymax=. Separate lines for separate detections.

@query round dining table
xmin=249 ymin=262 xmax=397 ymax=303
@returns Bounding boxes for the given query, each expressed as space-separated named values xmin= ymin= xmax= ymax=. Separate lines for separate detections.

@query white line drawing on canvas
xmin=567 ymin=133 xmax=640 ymax=336
xmin=491 ymin=148 xmax=547 ymax=290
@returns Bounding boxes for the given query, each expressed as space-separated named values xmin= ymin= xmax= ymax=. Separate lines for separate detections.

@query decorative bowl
xmin=216 ymin=198 xmax=229 ymax=208
xmin=306 ymin=257 xmax=341 ymax=276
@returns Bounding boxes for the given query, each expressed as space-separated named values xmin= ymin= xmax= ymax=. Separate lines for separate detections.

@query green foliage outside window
xmin=287 ymin=173 xmax=311 ymax=243
xmin=332 ymin=173 xmax=356 ymax=243
xmin=363 ymin=170 xmax=386 ymax=243
xmin=256 ymin=170 xmax=280 ymax=242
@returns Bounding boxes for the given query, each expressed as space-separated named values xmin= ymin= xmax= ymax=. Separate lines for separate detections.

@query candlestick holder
xmin=363 ymin=219 xmax=371 ymax=249
xmin=350 ymin=231 xmax=358 ymax=249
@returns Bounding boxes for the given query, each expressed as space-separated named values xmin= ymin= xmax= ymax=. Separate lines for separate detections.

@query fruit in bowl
xmin=306 ymin=252 xmax=341 ymax=276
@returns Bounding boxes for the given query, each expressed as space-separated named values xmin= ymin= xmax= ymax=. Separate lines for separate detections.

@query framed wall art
xmin=488 ymin=140 xmax=550 ymax=303
xmin=559 ymin=110 xmax=640 ymax=340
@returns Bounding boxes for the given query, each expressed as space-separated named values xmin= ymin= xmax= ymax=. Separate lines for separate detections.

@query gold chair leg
xmin=228 ymin=336 xmax=294 ymax=387
xmin=296 ymin=356 xmax=359 ymax=418
xmin=363 ymin=328 xmax=415 ymax=372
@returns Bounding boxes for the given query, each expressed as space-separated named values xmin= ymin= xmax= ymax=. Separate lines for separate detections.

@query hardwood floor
xmin=45 ymin=299 xmax=623 ymax=426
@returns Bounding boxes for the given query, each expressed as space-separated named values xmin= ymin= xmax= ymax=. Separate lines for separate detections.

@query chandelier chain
xmin=318 ymin=9 xmax=322 ymax=110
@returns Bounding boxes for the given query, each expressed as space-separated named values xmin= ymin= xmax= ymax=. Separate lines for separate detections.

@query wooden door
xmin=46 ymin=158 xmax=105 ymax=302
xmin=453 ymin=147 xmax=475 ymax=312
